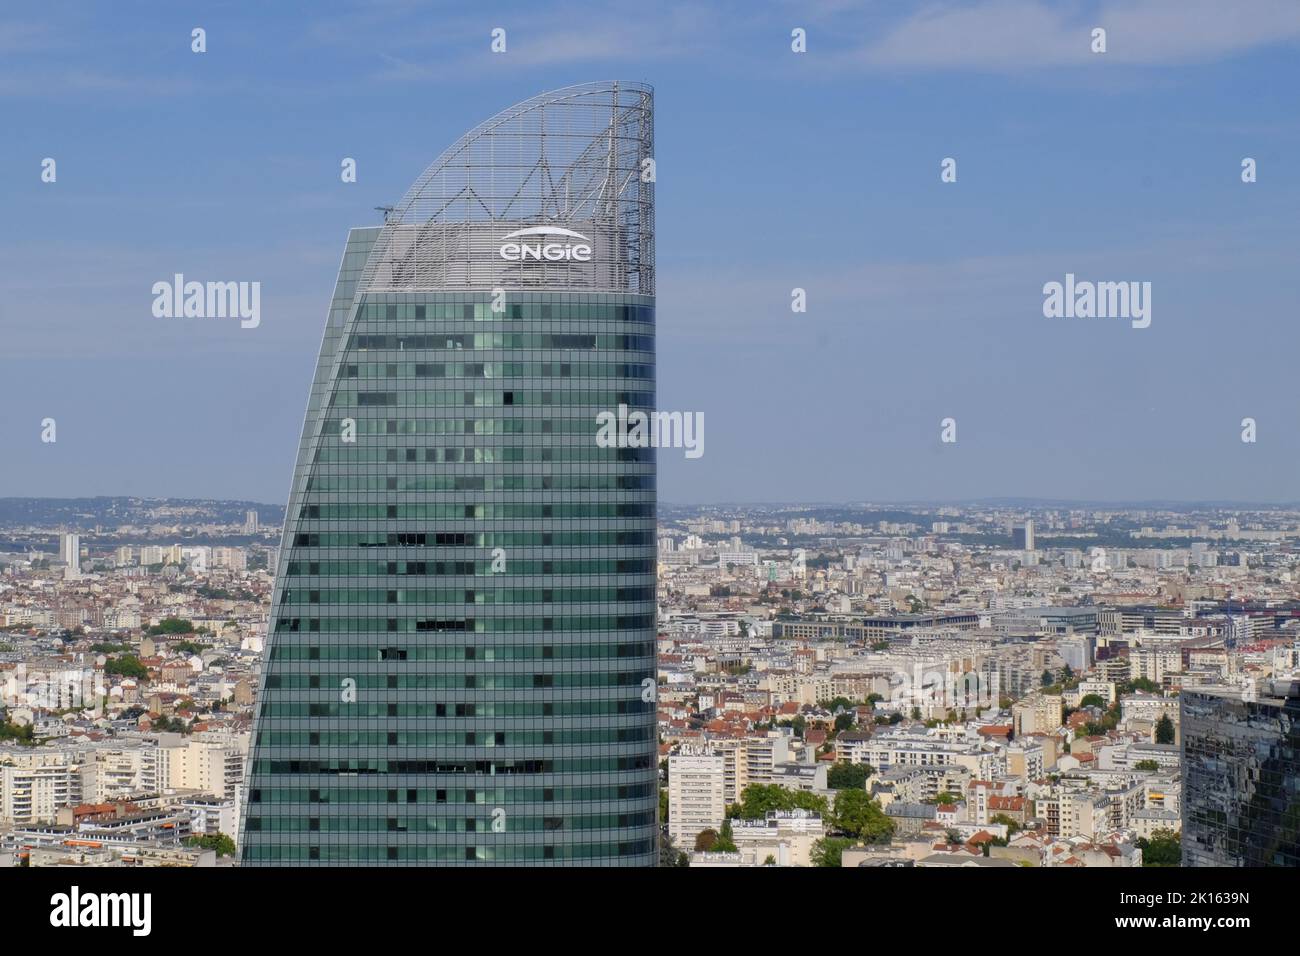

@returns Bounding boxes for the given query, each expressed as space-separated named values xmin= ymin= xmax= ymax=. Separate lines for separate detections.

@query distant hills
xmin=0 ymin=497 xmax=285 ymax=530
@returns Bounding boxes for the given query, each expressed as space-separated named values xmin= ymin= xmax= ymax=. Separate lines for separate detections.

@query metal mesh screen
xmin=359 ymin=81 xmax=654 ymax=296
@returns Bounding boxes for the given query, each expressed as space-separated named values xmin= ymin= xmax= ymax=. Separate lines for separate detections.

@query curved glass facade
xmin=240 ymin=83 xmax=658 ymax=865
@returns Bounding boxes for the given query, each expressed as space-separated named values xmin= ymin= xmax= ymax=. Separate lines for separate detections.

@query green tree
xmin=728 ymin=784 xmax=828 ymax=820
xmin=659 ymin=834 xmax=689 ymax=867
xmin=713 ymin=819 xmax=738 ymax=853
xmin=185 ymin=833 xmax=236 ymax=857
xmin=990 ymin=813 xmax=1021 ymax=836
xmin=776 ymin=715 xmax=807 ymax=737
xmin=1083 ymin=702 xmax=1123 ymax=737
xmin=148 ymin=618 xmax=194 ymax=635
xmin=831 ymin=789 xmax=895 ymax=844
xmin=694 ymin=829 xmax=719 ymax=852
xmin=1155 ymin=714 xmax=1176 ymax=745
xmin=1124 ymin=677 xmax=1160 ymax=694
xmin=151 ymin=714 xmax=193 ymax=734
xmin=826 ymin=761 xmax=874 ymax=791
xmin=810 ymin=836 xmax=854 ymax=867
xmin=0 ymin=719 xmax=36 ymax=745
xmin=819 ymin=696 xmax=853 ymax=712
xmin=105 ymin=655 xmax=148 ymax=680
xmin=1079 ymin=694 xmax=1107 ymax=708
xmin=659 ymin=788 xmax=668 ymax=824
xmin=1136 ymin=828 xmax=1181 ymax=867
xmin=1134 ymin=759 xmax=1161 ymax=772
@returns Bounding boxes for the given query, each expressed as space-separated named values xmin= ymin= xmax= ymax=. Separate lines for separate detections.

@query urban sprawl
xmin=2 ymin=498 xmax=1297 ymax=868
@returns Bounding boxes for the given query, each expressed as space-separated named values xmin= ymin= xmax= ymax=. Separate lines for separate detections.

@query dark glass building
xmin=1181 ymin=679 xmax=1300 ymax=866
xmin=240 ymin=83 xmax=658 ymax=865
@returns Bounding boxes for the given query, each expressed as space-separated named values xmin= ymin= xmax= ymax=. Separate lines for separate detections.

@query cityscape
xmin=2 ymin=496 xmax=1298 ymax=869
xmin=3 ymin=0 xmax=1296 ymax=934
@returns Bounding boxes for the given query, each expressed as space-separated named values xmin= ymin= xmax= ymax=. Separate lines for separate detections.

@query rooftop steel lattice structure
xmin=359 ymin=81 xmax=654 ymax=296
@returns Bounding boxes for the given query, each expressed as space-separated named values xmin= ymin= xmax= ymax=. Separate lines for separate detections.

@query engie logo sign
xmin=499 ymin=226 xmax=592 ymax=262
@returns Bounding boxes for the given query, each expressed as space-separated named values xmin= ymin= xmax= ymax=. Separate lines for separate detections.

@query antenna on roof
xmin=375 ymin=205 xmax=395 ymax=223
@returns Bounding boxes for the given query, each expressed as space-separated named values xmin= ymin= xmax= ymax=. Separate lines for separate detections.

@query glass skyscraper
xmin=240 ymin=83 xmax=658 ymax=865
xmin=1182 ymin=679 xmax=1300 ymax=866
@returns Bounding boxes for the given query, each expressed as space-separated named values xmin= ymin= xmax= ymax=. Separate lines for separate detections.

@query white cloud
xmin=853 ymin=0 xmax=1300 ymax=71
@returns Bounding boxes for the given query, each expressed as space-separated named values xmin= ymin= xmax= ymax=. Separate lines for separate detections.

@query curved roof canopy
xmin=360 ymin=81 xmax=654 ymax=296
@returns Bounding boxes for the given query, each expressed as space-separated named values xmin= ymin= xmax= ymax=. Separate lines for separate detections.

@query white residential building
xmin=668 ymin=750 xmax=726 ymax=847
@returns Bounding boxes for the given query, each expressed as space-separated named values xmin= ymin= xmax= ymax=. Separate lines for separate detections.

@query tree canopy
xmin=185 ymin=833 xmax=236 ymax=857
xmin=105 ymin=655 xmax=148 ymax=680
xmin=1136 ymin=828 xmax=1180 ymax=867
xmin=826 ymin=761 xmax=874 ymax=791
xmin=1155 ymin=714 xmax=1176 ymax=745
xmin=831 ymin=789 xmax=895 ymax=844
xmin=810 ymin=836 xmax=854 ymax=867
xmin=727 ymin=784 xmax=828 ymax=820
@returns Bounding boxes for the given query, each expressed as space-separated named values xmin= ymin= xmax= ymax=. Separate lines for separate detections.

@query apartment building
xmin=862 ymin=732 xmax=1006 ymax=780
xmin=1040 ymin=788 xmax=1110 ymax=839
xmin=1013 ymin=694 xmax=1063 ymax=737
xmin=0 ymin=749 xmax=82 ymax=825
xmin=1006 ymin=740 xmax=1046 ymax=780
xmin=668 ymin=750 xmax=726 ymax=847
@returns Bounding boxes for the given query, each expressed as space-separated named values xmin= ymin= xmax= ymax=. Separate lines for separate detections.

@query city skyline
xmin=2 ymin=0 xmax=1299 ymax=895
xmin=4 ymin=490 xmax=1300 ymax=873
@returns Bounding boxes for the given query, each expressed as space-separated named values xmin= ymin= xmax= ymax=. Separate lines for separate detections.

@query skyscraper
xmin=60 ymin=532 xmax=80 ymax=579
xmin=240 ymin=83 xmax=658 ymax=865
xmin=1182 ymin=680 xmax=1300 ymax=866
xmin=1012 ymin=520 xmax=1034 ymax=551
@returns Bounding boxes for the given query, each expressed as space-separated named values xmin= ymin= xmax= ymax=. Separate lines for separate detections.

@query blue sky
xmin=3 ymin=0 xmax=1300 ymax=504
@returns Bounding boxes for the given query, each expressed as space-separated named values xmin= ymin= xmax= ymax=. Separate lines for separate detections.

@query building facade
xmin=240 ymin=82 xmax=658 ymax=865
xmin=1182 ymin=680 xmax=1300 ymax=866
xmin=667 ymin=751 xmax=725 ymax=847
